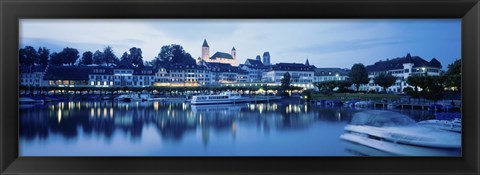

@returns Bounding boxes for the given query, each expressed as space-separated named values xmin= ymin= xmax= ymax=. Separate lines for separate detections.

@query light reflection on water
xmin=19 ymin=99 xmax=454 ymax=156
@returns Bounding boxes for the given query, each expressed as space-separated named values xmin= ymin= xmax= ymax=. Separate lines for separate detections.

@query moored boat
xmin=417 ymin=118 xmax=461 ymax=133
xmin=340 ymin=110 xmax=461 ymax=156
xmin=114 ymin=93 xmax=150 ymax=102
xmin=190 ymin=92 xmax=247 ymax=105
xmin=354 ymin=100 xmax=374 ymax=109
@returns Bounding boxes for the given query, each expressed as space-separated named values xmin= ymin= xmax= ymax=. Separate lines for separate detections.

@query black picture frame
xmin=1 ymin=0 xmax=479 ymax=174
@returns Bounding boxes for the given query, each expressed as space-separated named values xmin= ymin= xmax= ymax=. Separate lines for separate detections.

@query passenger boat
xmin=190 ymin=92 xmax=248 ymax=105
xmin=340 ymin=110 xmax=461 ymax=156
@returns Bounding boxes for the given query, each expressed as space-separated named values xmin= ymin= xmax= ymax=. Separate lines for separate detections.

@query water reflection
xmin=19 ymin=99 xmax=443 ymax=156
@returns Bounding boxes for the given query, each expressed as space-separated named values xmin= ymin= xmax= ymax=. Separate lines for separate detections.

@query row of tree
xmin=19 ymin=44 xmax=196 ymax=69
xmin=19 ymin=45 xmax=134 ymax=67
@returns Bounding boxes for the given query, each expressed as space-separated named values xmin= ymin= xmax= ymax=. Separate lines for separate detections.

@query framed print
xmin=1 ymin=0 xmax=479 ymax=174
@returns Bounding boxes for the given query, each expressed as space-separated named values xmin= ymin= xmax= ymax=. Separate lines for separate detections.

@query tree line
xmin=19 ymin=44 xmax=196 ymax=69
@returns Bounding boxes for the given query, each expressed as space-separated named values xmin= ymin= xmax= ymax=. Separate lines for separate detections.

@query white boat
xmin=114 ymin=94 xmax=150 ymax=102
xmin=147 ymin=97 xmax=165 ymax=101
xmin=417 ymin=118 xmax=461 ymax=133
xmin=340 ymin=110 xmax=461 ymax=156
xmin=354 ymin=101 xmax=374 ymax=108
xmin=190 ymin=92 xmax=248 ymax=105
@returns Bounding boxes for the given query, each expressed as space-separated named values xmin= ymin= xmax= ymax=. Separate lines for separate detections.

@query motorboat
xmin=344 ymin=100 xmax=359 ymax=108
xmin=354 ymin=101 xmax=374 ymax=109
xmin=190 ymin=92 xmax=248 ymax=105
xmin=417 ymin=118 xmax=461 ymax=133
xmin=316 ymin=100 xmax=341 ymax=106
xmin=114 ymin=94 xmax=150 ymax=102
xmin=340 ymin=110 xmax=461 ymax=156
xmin=147 ymin=97 xmax=165 ymax=101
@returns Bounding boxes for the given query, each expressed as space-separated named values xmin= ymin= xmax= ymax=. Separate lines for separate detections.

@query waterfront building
xmin=313 ymin=68 xmax=349 ymax=82
xmin=154 ymin=62 xmax=212 ymax=87
xmin=236 ymin=68 xmax=249 ymax=83
xmin=262 ymin=62 xmax=315 ymax=89
xmin=42 ymin=64 xmax=156 ymax=88
xmin=44 ymin=66 xmax=92 ymax=87
xmin=204 ymin=62 xmax=246 ymax=84
xmin=109 ymin=63 xmax=156 ymax=87
xmin=239 ymin=59 xmax=269 ymax=82
xmin=363 ymin=53 xmax=443 ymax=93
xmin=19 ymin=66 xmax=47 ymax=87
xmin=200 ymin=39 xmax=237 ymax=66
xmin=90 ymin=66 xmax=114 ymax=87
xmin=132 ymin=67 xmax=156 ymax=87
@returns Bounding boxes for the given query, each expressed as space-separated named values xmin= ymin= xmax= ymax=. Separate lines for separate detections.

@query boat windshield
xmin=350 ymin=110 xmax=416 ymax=127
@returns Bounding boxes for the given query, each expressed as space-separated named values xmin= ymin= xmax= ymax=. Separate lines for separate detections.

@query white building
xmin=20 ymin=66 xmax=47 ymax=87
xmin=198 ymin=39 xmax=237 ymax=66
xmin=239 ymin=59 xmax=269 ymax=82
xmin=262 ymin=62 xmax=315 ymax=89
xmin=364 ymin=53 xmax=443 ymax=93
xmin=89 ymin=65 xmax=156 ymax=87
xmin=313 ymin=68 xmax=349 ymax=82
xmin=154 ymin=62 xmax=213 ymax=87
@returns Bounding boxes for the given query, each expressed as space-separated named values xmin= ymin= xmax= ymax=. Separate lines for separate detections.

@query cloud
xmin=291 ymin=37 xmax=409 ymax=55
xmin=19 ymin=19 xmax=460 ymax=68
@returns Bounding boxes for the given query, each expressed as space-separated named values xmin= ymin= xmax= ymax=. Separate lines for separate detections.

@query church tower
xmin=202 ymin=39 xmax=210 ymax=61
xmin=231 ymin=46 xmax=237 ymax=60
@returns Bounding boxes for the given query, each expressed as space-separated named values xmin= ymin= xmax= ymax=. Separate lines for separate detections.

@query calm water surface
xmin=19 ymin=98 xmax=446 ymax=156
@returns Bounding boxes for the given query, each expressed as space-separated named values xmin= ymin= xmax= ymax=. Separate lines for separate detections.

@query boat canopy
xmin=350 ymin=110 xmax=416 ymax=127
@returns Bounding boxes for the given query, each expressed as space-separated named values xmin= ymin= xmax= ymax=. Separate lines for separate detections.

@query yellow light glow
xmin=57 ymin=108 xmax=62 ymax=123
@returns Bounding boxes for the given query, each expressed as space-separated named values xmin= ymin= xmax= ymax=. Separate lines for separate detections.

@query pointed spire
xmin=406 ymin=52 xmax=413 ymax=63
xmin=202 ymin=39 xmax=209 ymax=47
xmin=305 ymin=58 xmax=310 ymax=66
xmin=231 ymin=46 xmax=236 ymax=51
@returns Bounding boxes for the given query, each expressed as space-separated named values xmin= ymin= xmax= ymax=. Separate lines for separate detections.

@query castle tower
xmin=262 ymin=51 xmax=270 ymax=65
xmin=305 ymin=58 xmax=310 ymax=66
xmin=202 ymin=39 xmax=210 ymax=61
xmin=256 ymin=55 xmax=261 ymax=61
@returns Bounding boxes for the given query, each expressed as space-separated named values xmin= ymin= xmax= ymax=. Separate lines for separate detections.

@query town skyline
xmin=20 ymin=19 xmax=460 ymax=69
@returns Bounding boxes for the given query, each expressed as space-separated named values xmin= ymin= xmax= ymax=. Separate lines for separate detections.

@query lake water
xmin=19 ymin=98 xmax=459 ymax=156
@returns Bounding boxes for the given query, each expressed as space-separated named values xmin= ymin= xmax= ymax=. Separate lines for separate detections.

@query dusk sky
xmin=20 ymin=19 xmax=460 ymax=69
